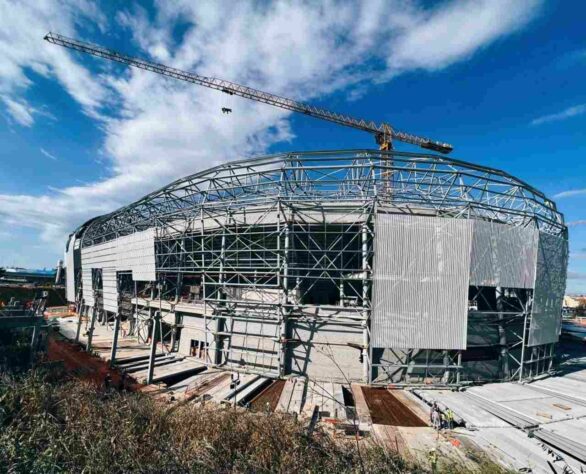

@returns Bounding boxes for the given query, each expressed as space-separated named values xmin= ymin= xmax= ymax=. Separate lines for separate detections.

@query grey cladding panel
xmin=101 ymin=268 xmax=118 ymax=313
xmin=529 ymin=232 xmax=568 ymax=346
xmin=371 ymin=214 xmax=472 ymax=350
xmin=65 ymin=238 xmax=76 ymax=303
xmin=470 ymin=221 xmax=538 ymax=289
xmin=81 ymin=268 xmax=94 ymax=307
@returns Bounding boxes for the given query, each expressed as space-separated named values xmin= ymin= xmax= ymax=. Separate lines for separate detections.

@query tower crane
xmin=44 ymin=32 xmax=453 ymax=154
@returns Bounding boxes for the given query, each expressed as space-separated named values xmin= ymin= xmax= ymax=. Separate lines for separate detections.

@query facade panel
xmin=81 ymin=267 xmax=94 ymax=307
xmin=470 ymin=221 xmax=538 ymax=289
xmin=528 ymin=232 xmax=568 ymax=346
xmin=116 ymin=229 xmax=156 ymax=281
xmin=65 ymin=237 xmax=76 ymax=303
xmin=371 ymin=214 xmax=472 ymax=350
xmin=101 ymin=268 xmax=118 ymax=313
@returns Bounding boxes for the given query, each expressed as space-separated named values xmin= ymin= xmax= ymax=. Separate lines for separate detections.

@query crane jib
xmin=44 ymin=32 xmax=453 ymax=154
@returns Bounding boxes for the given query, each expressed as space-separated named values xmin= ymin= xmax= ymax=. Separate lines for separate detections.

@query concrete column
xmin=146 ymin=311 xmax=161 ymax=384
xmin=109 ymin=313 xmax=121 ymax=368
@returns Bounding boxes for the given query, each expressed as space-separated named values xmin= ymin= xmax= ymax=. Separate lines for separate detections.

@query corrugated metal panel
xmin=116 ymin=229 xmax=156 ymax=281
xmin=101 ymin=267 xmax=118 ymax=313
xmin=65 ymin=237 xmax=76 ymax=303
xmin=470 ymin=221 xmax=538 ymax=288
xmin=529 ymin=232 xmax=568 ymax=346
xmin=371 ymin=214 xmax=472 ymax=350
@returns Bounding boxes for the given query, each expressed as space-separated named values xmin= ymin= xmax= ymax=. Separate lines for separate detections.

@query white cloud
xmin=554 ymin=189 xmax=586 ymax=199
xmin=0 ymin=0 xmax=110 ymax=125
xmin=567 ymin=220 xmax=586 ymax=227
xmin=40 ymin=147 xmax=58 ymax=161
xmin=2 ymin=96 xmax=35 ymax=126
xmin=386 ymin=0 xmax=541 ymax=74
xmin=0 ymin=0 xmax=543 ymax=263
xmin=531 ymin=103 xmax=586 ymax=126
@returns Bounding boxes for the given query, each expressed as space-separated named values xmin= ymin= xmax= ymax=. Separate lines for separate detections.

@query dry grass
xmin=0 ymin=370 xmax=507 ymax=473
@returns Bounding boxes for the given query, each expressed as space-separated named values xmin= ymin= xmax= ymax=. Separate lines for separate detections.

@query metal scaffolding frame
xmin=72 ymin=150 xmax=566 ymax=385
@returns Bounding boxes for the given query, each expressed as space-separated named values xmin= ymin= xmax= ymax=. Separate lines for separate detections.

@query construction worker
xmin=429 ymin=402 xmax=438 ymax=424
xmin=431 ymin=408 xmax=441 ymax=431
xmin=445 ymin=408 xmax=454 ymax=430
xmin=428 ymin=448 xmax=438 ymax=473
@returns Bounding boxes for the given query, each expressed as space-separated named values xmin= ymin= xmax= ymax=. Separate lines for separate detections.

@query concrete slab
xmin=288 ymin=377 xmax=306 ymax=415
xmin=462 ymin=427 xmax=556 ymax=474
xmin=530 ymin=376 xmax=586 ymax=404
xmin=537 ymin=418 xmax=586 ymax=464
xmin=467 ymin=382 xmax=586 ymax=424
xmin=235 ymin=377 xmax=272 ymax=405
xmin=397 ymin=427 xmax=476 ymax=470
xmin=414 ymin=390 xmax=510 ymax=428
xmin=130 ymin=358 xmax=205 ymax=383
xmin=213 ymin=373 xmax=258 ymax=403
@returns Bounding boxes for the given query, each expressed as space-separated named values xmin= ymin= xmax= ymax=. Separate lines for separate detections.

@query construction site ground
xmin=51 ymin=315 xmax=586 ymax=472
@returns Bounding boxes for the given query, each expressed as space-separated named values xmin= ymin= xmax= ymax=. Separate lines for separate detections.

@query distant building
xmin=0 ymin=267 xmax=56 ymax=285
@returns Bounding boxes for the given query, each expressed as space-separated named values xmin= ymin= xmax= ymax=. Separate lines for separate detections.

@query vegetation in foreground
xmin=0 ymin=370 xmax=504 ymax=473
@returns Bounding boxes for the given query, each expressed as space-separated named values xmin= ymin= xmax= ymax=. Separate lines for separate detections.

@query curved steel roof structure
xmin=78 ymin=149 xmax=565 ymax=246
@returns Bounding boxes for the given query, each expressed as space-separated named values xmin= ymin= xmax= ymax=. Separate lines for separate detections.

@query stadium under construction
xmin=64 ymin=149 xmax=568 ymax=386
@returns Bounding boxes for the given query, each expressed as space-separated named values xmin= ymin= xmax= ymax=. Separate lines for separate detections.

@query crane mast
xmin=44 ymin=32 xmax=453 ymax=154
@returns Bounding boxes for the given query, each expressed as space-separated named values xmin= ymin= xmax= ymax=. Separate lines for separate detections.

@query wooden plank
xmin=351 ymin=383 xmax=372 ymax=425
xmin=276 ymin=378 xmax=296 ymax=413
xmin=391 ymin=390 xmax=430 ymax=426
xmin=361 ymin=387 xmax=426 ymax=427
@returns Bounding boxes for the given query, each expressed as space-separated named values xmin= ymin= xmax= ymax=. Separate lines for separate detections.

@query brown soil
xmin=361 ymin=387 xmax=426 ymax=427
xmin=46 ymin=333 xmax=141 ymax=391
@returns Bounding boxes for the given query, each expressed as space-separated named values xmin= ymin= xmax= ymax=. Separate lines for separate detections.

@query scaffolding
xmin=70 ymin=150 xmax=567 ymax=385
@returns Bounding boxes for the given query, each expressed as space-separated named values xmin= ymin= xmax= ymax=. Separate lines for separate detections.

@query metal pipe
xmin=146 ymin=309 xmax=160 ymax=384
xmin=361 ymin=222 xmax=369 ymax=382
xmin=86 ymin=304 xmax=97 ymax=351
xmin=110 ymin=313 xmax=121 ymax=368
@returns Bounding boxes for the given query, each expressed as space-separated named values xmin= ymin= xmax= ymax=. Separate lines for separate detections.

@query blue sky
xmin=0 ymin=0 xmax=585 ymax=293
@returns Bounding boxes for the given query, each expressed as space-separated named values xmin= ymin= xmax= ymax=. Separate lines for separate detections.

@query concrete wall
xmin=289 ymin=320 xmax=363 ymax=382
xmin=226 ymin=318 xmax=280 ymax=374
